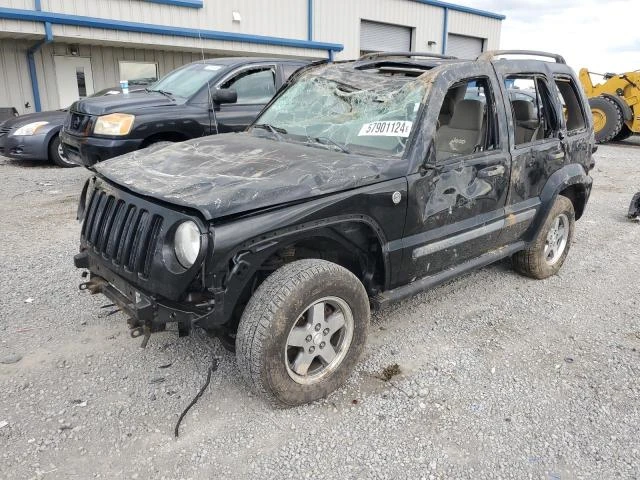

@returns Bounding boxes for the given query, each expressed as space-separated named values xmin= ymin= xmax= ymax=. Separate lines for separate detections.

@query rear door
xmin=492 ymin=62 xmax=565 ymax=244
xmin=551 ymin=72 xmax=592 ymax=169
xmin=400 ymin=63 xmax=510 ymax=283
xmin=214 ymin=64 xmax=277 ymax=133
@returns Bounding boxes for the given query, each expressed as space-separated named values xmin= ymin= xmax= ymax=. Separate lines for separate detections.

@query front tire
xmin=236 ymin=259 xmax=370 ymax=407
xmin=49 ymin=135 xmax=77 ymax=168
xmin=589 ymin=96 xmax=623 ymax=144
xmin=512 ymin=195 xmax=575 ymax=279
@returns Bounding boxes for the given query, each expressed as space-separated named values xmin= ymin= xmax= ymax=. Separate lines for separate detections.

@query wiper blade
xmin=146 ymin=88 xmax=174 ymax=99
xmin=312 ymin=136 xmax=351 ymax=154
xmin=253 ymin=123 xmax=287 ymax=141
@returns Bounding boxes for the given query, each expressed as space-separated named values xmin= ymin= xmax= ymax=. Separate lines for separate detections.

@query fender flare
xmin=206 ymin=214 xmax=389 ymax=329
xmin=525 ymin=164 xmax=593 ymax=241
xmin=600 ymin=93 xmax=633 ymax=122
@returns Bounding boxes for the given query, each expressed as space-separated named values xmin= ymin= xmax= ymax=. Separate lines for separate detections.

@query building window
xmin=118 ymin=61 xmax=159 ymax=86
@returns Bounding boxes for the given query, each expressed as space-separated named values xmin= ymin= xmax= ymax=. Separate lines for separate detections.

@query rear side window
xmin=434 ymin=77 xmax=499 ymax=162
xmin=506 ymin=76 xmax=559 ymax=147
xmin=554 ymin=77 xmax=587 ymax=133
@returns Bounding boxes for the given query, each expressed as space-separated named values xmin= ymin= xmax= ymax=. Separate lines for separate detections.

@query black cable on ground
xmin=174 ymin=357 xmax=218 ymax=438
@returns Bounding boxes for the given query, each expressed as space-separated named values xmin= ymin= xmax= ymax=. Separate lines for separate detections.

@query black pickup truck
xmin=61 ymin=57 xmax=307 ymax=167
xmin=74 ymin=50 xmax=595 ymax=406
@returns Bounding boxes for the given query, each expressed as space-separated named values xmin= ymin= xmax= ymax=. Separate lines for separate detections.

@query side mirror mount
xmin=211 ymin=88 xmax=237 ymax=105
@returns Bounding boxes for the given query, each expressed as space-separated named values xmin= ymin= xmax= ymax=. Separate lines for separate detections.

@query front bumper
xmin=0 ymin=133 xmax=49 ymax=161
xmin=61 ymin=130 xmax=143 ymax=167
xmin=75 ymin=251 xmax=209 ymax=336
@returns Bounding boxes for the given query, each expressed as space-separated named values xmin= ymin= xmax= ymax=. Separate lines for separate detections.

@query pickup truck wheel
xmin=512 ymin=195 xmax=575 ymax=279
xmin=49 ymin=135 xmax=77 ymax=168
xmin=236 ymin=259 xmax=369 ymax=407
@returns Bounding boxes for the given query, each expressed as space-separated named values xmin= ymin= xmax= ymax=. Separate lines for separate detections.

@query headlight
xmin=13 ymin=121 xmax=49 ymax=136
xmin=174 ymin=221 xmax=201 ymax=268
xmin=93 ymin=113 xmax=135 ymax=136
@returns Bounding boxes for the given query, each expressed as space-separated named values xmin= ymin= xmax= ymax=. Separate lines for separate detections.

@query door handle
xmin=477 ymin=165 xmax=505 ymax=178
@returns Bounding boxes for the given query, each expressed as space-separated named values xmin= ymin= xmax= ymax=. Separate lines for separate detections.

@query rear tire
xmin=49 ymin=135 xmax=77 ymax=168
xmin=236 ymin=259 xmax=370 ymax=407
xmin=512 ymin=195 xmax=575 ymax=279
xmin=589 ymin=96 xmax=623 ymax=143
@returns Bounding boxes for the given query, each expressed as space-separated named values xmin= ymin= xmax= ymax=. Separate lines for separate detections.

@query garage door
xmin=447 ymin=34 xmax=484 ymax=59
xmin=360 ymin=20 xmax=412 ymax=54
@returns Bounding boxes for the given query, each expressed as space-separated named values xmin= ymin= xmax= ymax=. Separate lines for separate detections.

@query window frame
xmin=553 ymin=74 xmax=588 ymax=136
xmin=507 ymin=73 xmax=560 ymax=150
xmin=434 ymin=75 xmax=502 ymax=166
xmin=216 ymin=64 xmax=277 ymax=106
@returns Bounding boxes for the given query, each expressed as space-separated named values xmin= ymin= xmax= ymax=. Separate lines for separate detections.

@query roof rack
xmin=477 ymin=50 xmax=566 ymax=64
xmin=358 ymin=51 xmax=457 ymax=61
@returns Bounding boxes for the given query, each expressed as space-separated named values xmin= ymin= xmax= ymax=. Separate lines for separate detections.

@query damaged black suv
xmin=75 ymin=50 xmax=594 ymax=406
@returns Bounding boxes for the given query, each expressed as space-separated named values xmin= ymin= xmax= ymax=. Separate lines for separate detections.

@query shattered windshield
xmin=254 ymin=65 xmax=428 ymax=156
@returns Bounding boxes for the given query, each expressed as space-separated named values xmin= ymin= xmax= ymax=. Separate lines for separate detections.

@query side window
xmin=554 ymin=77 xmax=586 ymax=133
xmin=221 ymin=68 xmax=276 ymax=104
xmin=507 ymin=75 xmax=559 ymax=147
xmin=435 ymin=77 xmax=499 ymax=162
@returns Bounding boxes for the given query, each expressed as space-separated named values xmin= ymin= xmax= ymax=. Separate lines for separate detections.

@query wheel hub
xmin=544 ymin=213 xmax=569 ymax=265
xmin=284 ymin=296 xmax=354 ymax=385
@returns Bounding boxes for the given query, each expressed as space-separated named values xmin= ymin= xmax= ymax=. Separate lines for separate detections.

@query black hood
xmin=71 ymin=90 xmax=175 ymax=116
xmin=1 ymin=109 xmax=67 ymax=129
xmin=95 ymin=133 xmax=406 ymax=220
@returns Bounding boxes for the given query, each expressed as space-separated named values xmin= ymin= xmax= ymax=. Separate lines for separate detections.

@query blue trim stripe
xmin=0 ymin=7 xmax=343 ymax=52
xmin=142 ymin=0 xmax=203 ymax=7
xmin=441 ymin=7 xmax=448 ymax=54
xmin=27 ymin=48 xmax=42 ymax=112
xmin=410 ymin=0 xmax=505 ymax=20
xmin=307 ymin=0 xmax=313 ymax=41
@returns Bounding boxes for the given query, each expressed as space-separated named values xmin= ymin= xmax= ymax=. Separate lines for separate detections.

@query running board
xmin=372 ymin=242 xmax=525 ymax=308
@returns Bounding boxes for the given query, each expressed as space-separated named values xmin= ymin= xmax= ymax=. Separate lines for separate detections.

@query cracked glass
xmin=254 ymin=64 xmax=429 ymax=157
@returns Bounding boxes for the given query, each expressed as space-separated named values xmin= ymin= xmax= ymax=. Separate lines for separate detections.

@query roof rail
xmin=477 ymin=50 xmax=566 ymax=64
xmin=359 ymin=51 xmax=457 ymax=61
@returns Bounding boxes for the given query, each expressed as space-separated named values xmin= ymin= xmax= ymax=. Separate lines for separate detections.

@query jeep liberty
xmin=74 ymin=51 xmax=594 ymax=406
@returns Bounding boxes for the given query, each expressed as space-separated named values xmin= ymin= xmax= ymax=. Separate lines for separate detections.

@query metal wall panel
xmin=314 ymin=0 xmax=445 ymax=60
xmin=0 ymin=39 xmax=34 ymax=114
xmin=360 ymin=20 xmax=412 ymax=53
xmin=447 ymin=33 xmax=483 ymax=59
xmin=41 ymin=0 xmax=308 ymax=42
xmin=448 ymin=10 xmax=501 ymax=50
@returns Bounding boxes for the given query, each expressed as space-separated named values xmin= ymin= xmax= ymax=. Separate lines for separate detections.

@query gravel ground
xmin=1 ymin=138 xmax=639 ymax=480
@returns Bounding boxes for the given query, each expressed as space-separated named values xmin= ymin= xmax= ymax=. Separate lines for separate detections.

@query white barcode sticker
xmin=358 ymin=121 xmax=413 ymax=137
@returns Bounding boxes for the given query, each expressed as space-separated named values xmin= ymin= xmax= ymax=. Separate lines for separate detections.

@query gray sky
xmin=461 ymin=0 xmax=640 ymax=75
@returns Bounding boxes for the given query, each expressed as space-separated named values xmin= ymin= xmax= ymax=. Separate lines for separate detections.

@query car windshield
xmin=254 ymin=64 xmax=428 ymax=156
xmin=148 ymin=63 xmax=224 ymax=99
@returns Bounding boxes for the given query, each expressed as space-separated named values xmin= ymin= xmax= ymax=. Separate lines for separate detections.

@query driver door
xmin=400 ymin=66 xmax=510 ymax=283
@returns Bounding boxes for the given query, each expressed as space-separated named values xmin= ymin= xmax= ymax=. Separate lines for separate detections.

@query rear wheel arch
xmin=559 ymin=183 xmax=588 ymax=220
xmin=526 ymin=165 xmax=592 ymax=240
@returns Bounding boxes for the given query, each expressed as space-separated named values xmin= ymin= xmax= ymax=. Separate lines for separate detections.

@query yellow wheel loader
xmin=579 ymin=68 xmax=639 ymax=143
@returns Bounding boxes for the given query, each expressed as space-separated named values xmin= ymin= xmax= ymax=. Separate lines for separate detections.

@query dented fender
xmin=524 ymin=163 xmax=592 ymax=241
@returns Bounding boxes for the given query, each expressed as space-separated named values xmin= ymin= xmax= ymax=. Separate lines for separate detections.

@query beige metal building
xmin=0 ymin=0 xmax=504 ymax=113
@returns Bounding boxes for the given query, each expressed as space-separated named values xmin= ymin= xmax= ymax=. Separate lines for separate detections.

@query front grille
xmin=82 ymin=188 xmax=163 ymax=278
xmin=0 ymin=125 xmax=11 ymax=137
xmin=66 ymin=112 xmax=93 ymax=136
